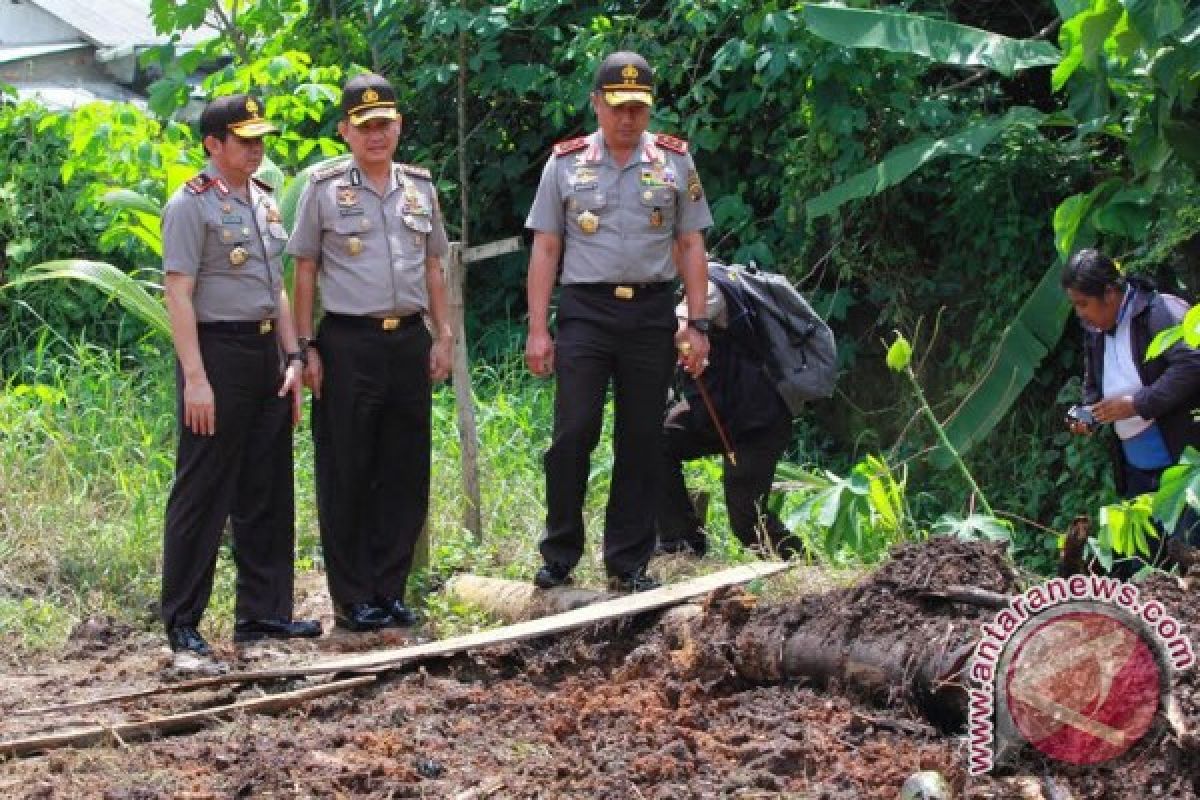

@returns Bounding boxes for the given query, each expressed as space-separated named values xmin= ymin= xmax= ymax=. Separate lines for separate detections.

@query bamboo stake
xmin=0 ymin=675 xmax=375 ymax=759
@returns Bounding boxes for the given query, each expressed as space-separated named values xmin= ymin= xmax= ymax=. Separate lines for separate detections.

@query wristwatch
xmin=297 ymin=336 xmax=317 ymax=351
xmin=286 ymin=350 xmax=307 ymax=367
xmin=687 ymin=318 xmax=711 ymax=334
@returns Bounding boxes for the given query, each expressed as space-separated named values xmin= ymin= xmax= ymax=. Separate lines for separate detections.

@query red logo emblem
xmin=1003 ymin=610 xmax=1160 ymax=765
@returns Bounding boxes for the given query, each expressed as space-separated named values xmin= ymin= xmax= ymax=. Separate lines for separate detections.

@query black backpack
xmin=708 ymin=261 xmax=838 ymax=415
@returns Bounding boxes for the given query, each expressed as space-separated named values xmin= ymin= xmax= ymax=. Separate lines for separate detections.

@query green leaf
xmin=1053 ymin=0 xmax=1122 ymax=90
xmin=1053 ymin=182 xmax=1117 ymax=261
xmin=1146 ymin=326 xmax=1185 ymax=359
xmin=1122 ymin=0 xmax=1184 ymax=43
xmin=100 ymin=188 xmax=162 ymax=216
xmin=806 ymin=107 xmax=1044 ymax=221
xmin=932 ymin=513 xmax=1013 ymax=542
xmin=800 ymin=5 xmax=1061 ymax=76
xmin=1153 ymin=446 xmax=1200 ymax=530
xmin=1 ymin=260 xmax=170 ymax=338
xmin=1091 ymin=187 xmax=1154 ymax=239
xmin=886 ymin=334 xmax=912 ymax=372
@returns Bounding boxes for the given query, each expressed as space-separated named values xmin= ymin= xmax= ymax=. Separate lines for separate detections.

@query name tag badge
xmin=221 ymin=214 xmax=243 ymax=224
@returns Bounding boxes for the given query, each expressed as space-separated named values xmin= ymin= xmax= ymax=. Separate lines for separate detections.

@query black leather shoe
xmin=334 ymin=603 xmax=392 ymax=632
xmin=233 ymin=617 xmax=323 ymax=643
xmin=608 ymin=568 xmax=661 ymax=593
xmin=533 ymin=561 xmax=573 ymax=589
xmin=378 ymin=599 xmax=419 ymax=628
xmin=167 ymin=626 xmax=212 ymax=656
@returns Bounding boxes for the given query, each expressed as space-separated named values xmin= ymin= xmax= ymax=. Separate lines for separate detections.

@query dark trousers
xmin=540 ymin=285 xmax=677 ymax=576
xmin=313 ymin=315 xmax=431 ymax=610
xmin=161 ymin=328 xmax=295 ymax=629
xmin=657 ymin=400 xmax=794 ymax=554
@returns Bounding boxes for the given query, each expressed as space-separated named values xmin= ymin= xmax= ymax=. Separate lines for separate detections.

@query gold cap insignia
xmin=363 ymin=88 xmax=379 ymax=104
xmin=621 ymin=64 xmax=639 ymax=84
xmin=246 ymin=98 xmax=259 ymax=116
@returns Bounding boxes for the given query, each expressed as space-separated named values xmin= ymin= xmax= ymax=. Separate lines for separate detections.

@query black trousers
xmin=540 ymin=285 xmax=677 ymax=576
xmin=161 ymin=327 xmax=295 ymax=629
xmin=312 ymin=315 xmax=431 ymax=610
xmin=657 ymin=400 xmax=794 ymax=554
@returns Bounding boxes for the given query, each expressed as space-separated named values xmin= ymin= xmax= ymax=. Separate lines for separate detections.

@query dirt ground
xmin=0 ymin=538 xmax=1196 ymax=799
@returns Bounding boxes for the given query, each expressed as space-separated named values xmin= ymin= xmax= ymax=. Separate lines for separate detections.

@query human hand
xmin=526 ymin=329 xmax=555 ymax=377
xmin=184 ymin=378 xmax=216 ymax=436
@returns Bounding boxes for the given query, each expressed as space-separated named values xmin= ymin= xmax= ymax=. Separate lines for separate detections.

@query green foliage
xmin=886 ymin=333 xmax=913 ymax=372
xmin=1153 ymin=445 xmax=1200 ymax=532
xmin=1096 ymin=493 xmax=1159 ymax=569
xmin=2 ymin=260 xmax=170 ymax=338
xmin=801 ymin=5 xmax=1061 ymax=75
xmin=783 ymin=455 xmax=916 ymax=563
xmin=932 ymin=513 xmax=1013 ymax=542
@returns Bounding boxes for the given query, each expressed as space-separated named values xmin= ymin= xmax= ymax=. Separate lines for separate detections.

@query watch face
xmin=690 ymin=319 xmax=711 ymax=333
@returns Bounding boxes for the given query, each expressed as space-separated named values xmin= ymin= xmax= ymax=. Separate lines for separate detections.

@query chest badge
xmin=229 ymin=246 xmax=249 ymax=267
xmin=221 ymin=203 xmax=233 ymax=214
xmin=347 ymin=236 xmax=363 ymax=256
xmin=337 ymin=188 xmax=358 ymax=207
xmin=577 ymin=210 xmax=599 ymax=234
xmin=649 ymin=208 xmax=664 ymax=228
xmin=266 ymin=207 xmax=282 ymax=224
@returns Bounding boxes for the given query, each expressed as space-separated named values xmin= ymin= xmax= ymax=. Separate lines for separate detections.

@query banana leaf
xmin=2 ymin=260 xmax=170 ymax=338
xmin=806 ymin=106 xmax=1045 ymax=221
xmin=931 ymin=261 xmax=1072 ymax=467
xmin=100 ymin=189 xmax=163 ymax=257
xmin=801 ymin=5 xmax=1061 ymax=76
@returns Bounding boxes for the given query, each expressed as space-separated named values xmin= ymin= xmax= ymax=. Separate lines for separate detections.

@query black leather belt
xmin=198 ymin=319 xmax=275 ymax=335
xmin=567 ymin=282 xmax=674 ymax=300
xmin=323 ymin=312 xmax=422 ymax=331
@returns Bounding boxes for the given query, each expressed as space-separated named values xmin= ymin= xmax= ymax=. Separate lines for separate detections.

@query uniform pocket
xmin=402 ymin=213 xmax=433 ymax=234
xmin=639 ymin=186 xmax=675 ymax=208
xmin=568 ymin=190 xmax=607 ymax=213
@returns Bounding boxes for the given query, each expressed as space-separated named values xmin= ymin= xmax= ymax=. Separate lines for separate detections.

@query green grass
xmin=1 ymin=338 xmax=766 ymax=655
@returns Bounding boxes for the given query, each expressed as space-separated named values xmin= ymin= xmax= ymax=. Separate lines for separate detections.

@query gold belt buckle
xmin=259 ymin=319 xmax=273 ymax=334
xmin=614 ymin=285 xmax=634 ymax=300
xmin=381 ymin=317 xmax=400 ymax=331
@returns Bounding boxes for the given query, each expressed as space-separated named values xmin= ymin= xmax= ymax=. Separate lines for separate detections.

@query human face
xmin=339 ymin=116 xmax=400 ymax=169
xmin=206 ymin=133 xmax=265 ymax=184
xmin=591 ymin=94 xmax=651 ymax=154
xmin=1066 ymin=286 xmax=1123 ymax=332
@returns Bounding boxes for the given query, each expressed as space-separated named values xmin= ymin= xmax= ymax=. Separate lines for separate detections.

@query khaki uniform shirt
xmin=286 ymin=159 xmax=449 ymax=316
xmin=525 ymin=131 xmax=713 ymax=285
xmin=161 ymin=164 xmax=285 ymax=321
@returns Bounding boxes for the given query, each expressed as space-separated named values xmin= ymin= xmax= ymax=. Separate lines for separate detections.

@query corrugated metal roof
xmin=27 ymin=0 xmax=213 ymax=47
xmin=0 ymin=42 xmax=90 ymax=65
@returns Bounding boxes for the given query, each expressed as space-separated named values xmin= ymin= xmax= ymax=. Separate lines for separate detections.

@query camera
xmin=1065 ymin=404 xmax=1098 ymax=432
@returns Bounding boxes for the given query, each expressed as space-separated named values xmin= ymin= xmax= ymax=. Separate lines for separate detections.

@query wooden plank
xmin=306 ymin=562 xmax=791 ymax=674
xmin=0 ymin=675 xmax=376 ymax=758
xmin=13 ymin=563 xmax=790 ymax=714
xmin=463 ymin=236 xmax=520 ymax=264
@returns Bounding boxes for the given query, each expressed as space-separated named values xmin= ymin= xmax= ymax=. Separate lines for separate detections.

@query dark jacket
xmin=681 ymin=320 xmax=789 ymax=440
xmin=1081 ymin=281 xmax=1200 ymax=492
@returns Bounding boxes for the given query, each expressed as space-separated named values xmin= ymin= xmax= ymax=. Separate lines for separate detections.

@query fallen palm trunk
xmin=0 ymin=675 xmax=376 ymax=758
xmin=733 ymin=628 xmax=974 ymax=727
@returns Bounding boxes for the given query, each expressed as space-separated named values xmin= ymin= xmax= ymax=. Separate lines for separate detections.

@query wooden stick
xmin=912 ymin=585 xmax=1010 ymax=610
xmin=0 ymin=675 xmax=375 ymax=758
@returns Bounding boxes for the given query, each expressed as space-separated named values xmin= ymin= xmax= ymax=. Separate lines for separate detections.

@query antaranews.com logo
xmin=967 ymin=574 xmax=1195 ymax=775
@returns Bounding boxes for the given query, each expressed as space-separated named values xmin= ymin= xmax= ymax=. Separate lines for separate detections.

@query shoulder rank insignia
xmin=250 ymin=175 xmax=276 ymax=193
xmin=553 ymin=136 xmax=588 ymax=157
xmin=655 ymin=133 xmax=689 ymax=155
xmin=310 ymin=158 xmax=353 ymax=183
xmin=399 ymin=164 xmax=432 ymax=181
xmin=185 ymin=174 xmax=214 ymax=194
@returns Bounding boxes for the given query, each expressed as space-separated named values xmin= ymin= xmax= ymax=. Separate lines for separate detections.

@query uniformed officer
xmin=161 ymin=94 xmax=321 ymax=658
xmin=288 ymin=73 xmax=453 ymax=632
xmin=524 ymin=51 xmax=714 ymax=592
